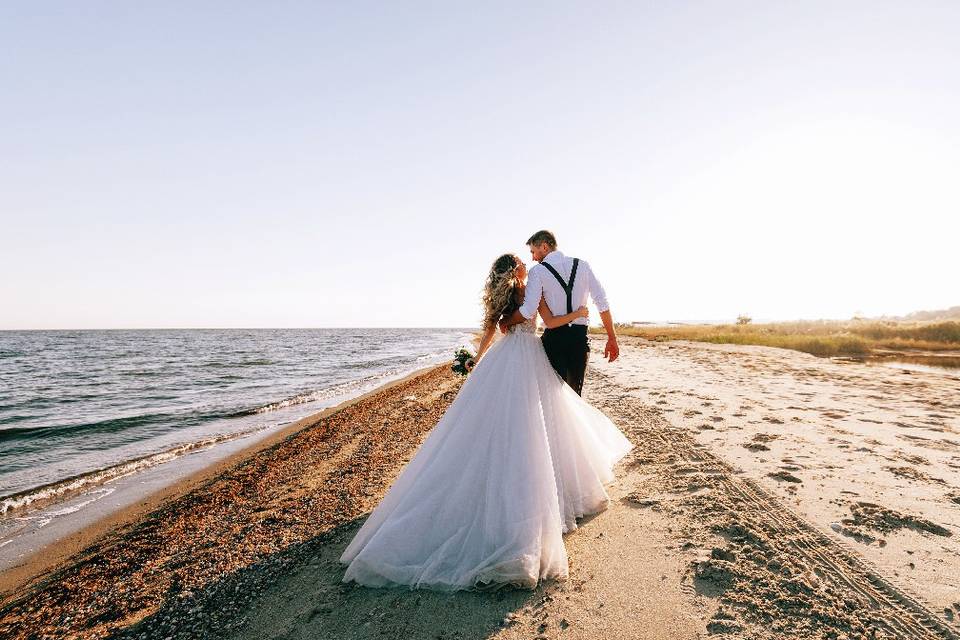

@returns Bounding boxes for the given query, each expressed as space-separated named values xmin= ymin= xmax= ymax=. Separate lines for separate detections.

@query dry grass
xmin=598 ymin=320 xmax=960 ymax=358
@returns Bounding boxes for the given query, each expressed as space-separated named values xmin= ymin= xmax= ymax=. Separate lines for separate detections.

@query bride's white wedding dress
xmin=339 ymin=316 xmax=633 ymax=591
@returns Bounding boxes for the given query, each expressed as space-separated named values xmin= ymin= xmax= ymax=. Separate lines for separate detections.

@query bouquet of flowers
xmin=451 ymin=347 xmax=476 ymax=376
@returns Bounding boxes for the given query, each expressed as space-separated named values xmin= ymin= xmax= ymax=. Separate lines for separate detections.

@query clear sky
xmin=2 ymin=2 xmax=957 ymax=329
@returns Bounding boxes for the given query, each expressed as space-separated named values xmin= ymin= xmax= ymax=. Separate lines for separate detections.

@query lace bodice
xmin=508 ymin=315 xmax=538 ymax=334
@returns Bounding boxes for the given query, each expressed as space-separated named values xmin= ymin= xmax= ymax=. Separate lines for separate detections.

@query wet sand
xmin=2 ymin=339 xmax=959 ymax=639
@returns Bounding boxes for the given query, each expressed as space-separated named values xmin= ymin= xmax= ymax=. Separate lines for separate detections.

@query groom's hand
xmin=498 ymin=319 xmax=509 ymax=334
xmin=604 ymin=337 xmax=620 ymax=363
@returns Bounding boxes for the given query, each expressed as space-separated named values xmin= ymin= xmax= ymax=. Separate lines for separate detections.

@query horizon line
xmin=1 ymin=315 xmax=944 ymax=332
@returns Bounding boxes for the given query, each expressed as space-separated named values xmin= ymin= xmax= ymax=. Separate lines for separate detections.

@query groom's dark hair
xmin=526 ymin=230 xmax=557 ymax=249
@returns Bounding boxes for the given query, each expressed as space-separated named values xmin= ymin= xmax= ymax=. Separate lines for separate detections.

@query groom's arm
xmin=599 ymin=310 xmax=619 ymax=362
xmin=588 ymin=264 xmax=619 ymax=362
xmin=499 ymin=266 xmax=543 ymax=333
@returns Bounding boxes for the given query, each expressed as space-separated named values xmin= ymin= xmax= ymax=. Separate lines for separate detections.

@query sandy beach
xmin=2 ymin=337 xmax=959 ymax=639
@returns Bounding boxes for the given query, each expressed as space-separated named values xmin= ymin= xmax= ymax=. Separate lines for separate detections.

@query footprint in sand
xmin=884 ymin=465 xmax=947 ymax=485
xmin=897 ymin=434 xmax=960 ymax=452
xmin=841 ymin=501 xmax=952 ymax=538
xmin=896 ymin=452 xmax=931 ymax=466
xmin=623 ymin=493 xmax=661 ymax=509
xmin=768 ymin=470 xmax=803 ymax=483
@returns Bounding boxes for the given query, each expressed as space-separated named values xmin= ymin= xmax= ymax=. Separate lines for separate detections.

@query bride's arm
xmin=467 ymin=325 xmax=498 ymax=370
xmin=538 ymin=297 xmax=589 ymax=329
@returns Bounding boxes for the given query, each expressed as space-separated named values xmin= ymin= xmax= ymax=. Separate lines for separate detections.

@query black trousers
xmin=541 ymin=324 xmax=589 ymax=396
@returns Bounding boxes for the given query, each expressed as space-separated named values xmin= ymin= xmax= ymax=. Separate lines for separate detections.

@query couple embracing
xmin=340 ymin=230 xmax=633 ymax=591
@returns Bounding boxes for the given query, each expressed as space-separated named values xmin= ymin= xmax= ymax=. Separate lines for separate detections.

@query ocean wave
xmin=199 ymin=359 xmax=273 ymax=368
xmin=238 ymin=362 xmax=441 ymax=416
xmin=0 ymin=429 xmax=264 ymax=517
xmin=415 ymin=350 xmax=452 ymax=362
xmin=32 ymin=488 xmax=117 ymax=528
xmin=0 ymin=331 xmax=468 ymax=520
xmin=338 ymin=357 xmax=400 ymax=371
xmin=0 ymin=414 xmax=37 ymax=427
xmin=239 ymin=390 xmax=330 ymax=415
xmin=238 ymin=383 xmax=367 ymax=416
xmin=0 ymin=359 xmax=451 ymax=444
xmin=0 ymin=412 xmax=174 ymax=444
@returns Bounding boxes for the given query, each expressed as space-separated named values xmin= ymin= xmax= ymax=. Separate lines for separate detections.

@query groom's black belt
xmin=542 ymin=324 xmax=587 ymax=336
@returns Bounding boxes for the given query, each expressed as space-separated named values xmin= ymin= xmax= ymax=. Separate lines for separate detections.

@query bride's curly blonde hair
xmin=481 ymin=254 xmax=524 ymax=331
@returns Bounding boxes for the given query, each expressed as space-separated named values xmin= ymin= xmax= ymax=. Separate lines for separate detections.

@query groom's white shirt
xmin=519 ymin=250 xmax=609 ymax=326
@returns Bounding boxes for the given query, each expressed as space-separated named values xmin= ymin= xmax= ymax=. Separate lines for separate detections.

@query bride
xmin=339 ymin=253 xmax=633 ymax=591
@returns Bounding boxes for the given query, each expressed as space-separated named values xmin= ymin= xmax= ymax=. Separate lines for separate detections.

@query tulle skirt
xmin=338 ymin=329 xmax=633 ymax=591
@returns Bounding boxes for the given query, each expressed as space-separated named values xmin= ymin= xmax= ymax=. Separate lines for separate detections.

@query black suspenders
xmin=541 ymin=258 xmax=580 ymax=314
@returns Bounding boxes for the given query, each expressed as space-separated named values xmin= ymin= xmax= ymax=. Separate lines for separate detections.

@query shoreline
xmin=0 ymin=363 xmax=445 ymax=598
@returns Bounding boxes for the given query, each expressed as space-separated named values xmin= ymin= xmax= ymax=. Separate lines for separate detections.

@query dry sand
xmin=594 ymin=336 xmax=960 ymax=616
xmin=2 ymin=337 xmax=959 ymax=639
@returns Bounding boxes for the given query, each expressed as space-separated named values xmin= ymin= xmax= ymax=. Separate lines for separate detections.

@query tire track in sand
xmin=588 ymin=370 xmax=959 ymax=640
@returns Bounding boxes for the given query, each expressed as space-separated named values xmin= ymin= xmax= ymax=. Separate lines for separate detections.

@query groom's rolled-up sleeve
xmin=587 ymin=263 xmax=610 ymax=313
xmin=518 ymin=266 xmax=543 ymax=319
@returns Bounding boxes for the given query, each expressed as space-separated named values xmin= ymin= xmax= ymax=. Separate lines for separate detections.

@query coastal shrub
xmin=603 ymin=322 xmax=883 ymax=357
xmin=849 ymin=321 xmax=960 ymax=345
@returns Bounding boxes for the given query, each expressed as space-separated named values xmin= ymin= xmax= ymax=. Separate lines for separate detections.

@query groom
xmin=499 ymin=230 xmax=619 ymax=395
